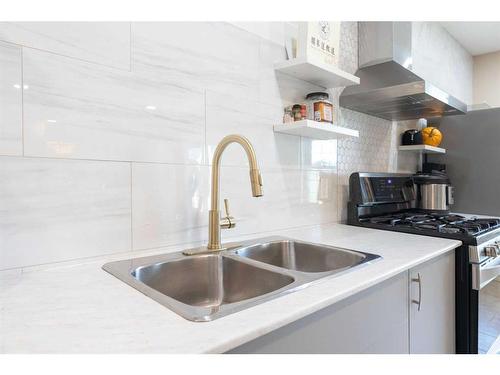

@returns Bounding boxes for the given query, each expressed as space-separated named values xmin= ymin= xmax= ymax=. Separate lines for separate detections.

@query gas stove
xmin=358 ymin=212 xmax=500 ymax=245
xmin=347 ymin=172 xmax=500 ymax=246
xmin=348 ymin=172 xmax=500 ymax=354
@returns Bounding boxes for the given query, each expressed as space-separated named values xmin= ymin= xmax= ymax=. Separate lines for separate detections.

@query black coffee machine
xmin=422 ymin=162 xmax=446 ymax=174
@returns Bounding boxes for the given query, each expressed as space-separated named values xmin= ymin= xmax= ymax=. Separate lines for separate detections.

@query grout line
xmin=129 ymin=23 xmax=133 ymax=70
xmin=0 ymin=221 xmax=341 ymax=274
xmin=299 ymin=135 xmax=303 ymax=170
xmin=130 ymin=162 xmax=134 ymax=251
xmin=0 ymin=153 xmax=333 ymax=172
xmin=336 ymin=132 xmax=341 ymax=220
xmin=12 ymin=43 xmax=130 ymax=72
xmin=226 ymin=22 xmax=287 ymax=49
xmin=0 ymin=153 xmax=205 ymax=166
xmin=204 ymin=90 xmax=207 ymax=165
xmin=20 ymin=46 xmax=24 ymax=156
xmin=120 ymin=222 xmax=338 ymax=255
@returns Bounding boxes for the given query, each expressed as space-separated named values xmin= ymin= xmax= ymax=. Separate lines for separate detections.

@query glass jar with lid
xmin=306 ymin=92 xmax=334 ymax=123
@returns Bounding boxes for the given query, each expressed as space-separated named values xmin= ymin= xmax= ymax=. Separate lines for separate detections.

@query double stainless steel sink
xmin=103 ymin=237 xmax=380 ymax=321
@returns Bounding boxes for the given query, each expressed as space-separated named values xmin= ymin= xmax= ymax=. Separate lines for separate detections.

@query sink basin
xmin=133 ymin=255 xmax=293 ymax=308
xmin=103 ymin=236 xmax=380 ymax=322
xmin=104 ymin=252 xmax=296 ymax=321
xmin=233 ymin=240 xmax=369 ymax=273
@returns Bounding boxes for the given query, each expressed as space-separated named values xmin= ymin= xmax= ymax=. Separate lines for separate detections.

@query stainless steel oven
xmin=470 ymin=238 xmax=500 ymax=353
xmin=470 ymin=239 xmax=500 ymax=291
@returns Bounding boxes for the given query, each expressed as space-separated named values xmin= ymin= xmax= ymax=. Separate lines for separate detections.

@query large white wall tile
xmin=301 ymin=139 xmax=338 ymax=170
xmin=132 ymin=22 xmax=261 ymax=99
xmin=205 ymin=90 xmax=301 ymax=169
xmin=0 ymin=41 xmax=22 ymax=156
xmin=22 ymin=48 xmax=205 ymax=164
xmin=230 ymin=22 xmax=288 ymax=46
xmin=132 ymin=163 xmax=209 ymax=250
xmin=132 ymin=164 xmax=337 ymax=251
xmin=0 ymin=157 xmax=131 ymax=270
xmin=218 ymin=167 xmax=338 ymax=241
xmin=0 ymin=22 xmax=131 ymax=70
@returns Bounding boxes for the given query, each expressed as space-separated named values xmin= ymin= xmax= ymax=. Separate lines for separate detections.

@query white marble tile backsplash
xmin=205 ymin=90 xmax=301 ymax=169
xmin=22 ymin=48 xmax=206 ymax=164
xmin=131 ymin=163 xmax=209 ymax=251
xmin=0 ymin=41 xmax=22 ymax=156
xmin=0 ymin=22 xmax=131 ymax=70
xmin=230 ymin=22 xmax=291 ymax=46
xmin=0 ymin=156 xmax=131 ymax=270
xmin=0 ymin=21 xmax=428 ymax=270
xmin=132 ymin=163 xmax=338 ymax=251
xmin=217 ymin=167 xmax=338 ymax=240
xmin=131 ymin=22 xmax=262 ymax=100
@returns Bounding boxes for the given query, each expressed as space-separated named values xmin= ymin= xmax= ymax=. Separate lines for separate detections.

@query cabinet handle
xmin=412 ymin=273 xmax=422 ymax=311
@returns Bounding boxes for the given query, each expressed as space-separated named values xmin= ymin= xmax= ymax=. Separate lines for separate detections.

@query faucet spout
xmin=249 ymin=168 xmax=263 ymax=197
xmin=208 ymin=135 xmax=263 ymax=250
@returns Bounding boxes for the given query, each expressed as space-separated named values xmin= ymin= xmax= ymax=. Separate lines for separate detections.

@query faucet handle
xmin=223 ymin=198 xmax=231 ymax=217
xmin=220 ymin=198 xmax=236 ymax=229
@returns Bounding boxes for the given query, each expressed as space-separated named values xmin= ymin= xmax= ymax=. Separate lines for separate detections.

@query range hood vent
xmin=340 ymin=22 xmax=467 ymax=121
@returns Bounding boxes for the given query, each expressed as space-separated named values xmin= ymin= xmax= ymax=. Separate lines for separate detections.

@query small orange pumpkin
xmin=421 ymin=127 xmax=443 ymax=147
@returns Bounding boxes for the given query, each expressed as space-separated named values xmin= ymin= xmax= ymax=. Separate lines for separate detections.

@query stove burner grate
xmin=363 ymin=212 xmax=500 ymax=237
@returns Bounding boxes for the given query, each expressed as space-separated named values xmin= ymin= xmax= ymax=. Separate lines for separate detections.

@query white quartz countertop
xmin=0 ymin=223 xmax=462 ymax=353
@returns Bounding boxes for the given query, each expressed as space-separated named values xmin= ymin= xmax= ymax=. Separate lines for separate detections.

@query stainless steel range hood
xmin=339 ymin=22 xmax=467 ymax=121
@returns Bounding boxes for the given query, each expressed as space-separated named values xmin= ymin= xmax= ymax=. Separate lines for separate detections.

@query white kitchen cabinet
xmin=409 ymin=251 xmax=456 ymax=353
xmin=228 ymin=251 xmax=456 ymax=354
xmin=228 ymin=272 xmax=410 ymax=354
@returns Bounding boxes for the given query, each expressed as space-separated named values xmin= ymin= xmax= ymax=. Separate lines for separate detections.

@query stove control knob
xmin=485 ymin=245 xmax=499 ymax=258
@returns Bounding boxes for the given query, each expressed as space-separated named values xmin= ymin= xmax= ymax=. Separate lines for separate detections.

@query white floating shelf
xmin=275 ymin=56 xmax=360 ymax=89
xmin=399 ymin=145 xmax=446 ymax=154
xmin=274 ymin=120 xmax=359 ymax=140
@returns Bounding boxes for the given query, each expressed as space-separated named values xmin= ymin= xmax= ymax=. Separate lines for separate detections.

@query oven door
xmin=471 ymin=256 xmax=500 ymax=290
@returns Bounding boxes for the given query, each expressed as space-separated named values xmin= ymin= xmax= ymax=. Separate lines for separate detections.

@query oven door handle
xmin=473 ymin=257 xmax=500 ymax=290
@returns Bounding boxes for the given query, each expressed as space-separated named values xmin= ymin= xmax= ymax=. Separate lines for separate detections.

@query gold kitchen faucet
xmin=183 ymin=134 xmax=263 ymax=255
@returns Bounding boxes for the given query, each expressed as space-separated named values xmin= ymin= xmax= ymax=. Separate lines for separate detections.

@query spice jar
xmin=292 ymin=104 xmax=303 ymax=121
xmin=300 ymin=104 xmax=307 ymax=119
xmin=283 ymin=106 xmax=294 ymax=124
xmin=306 ymin=92 xmax=333 ymax=123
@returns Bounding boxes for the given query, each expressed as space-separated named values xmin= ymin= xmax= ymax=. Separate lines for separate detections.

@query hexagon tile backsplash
xmin=336 ymin=109 xmax=419 ymax=222
xmin=324 ymin=22 xmax=420 ymax=222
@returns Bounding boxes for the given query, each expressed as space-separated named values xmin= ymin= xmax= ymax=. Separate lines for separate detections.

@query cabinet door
xmin=409 ymin=251 xmax=455 ymax=353
xmin=228 ymin=272 xmax=409 ymax=354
